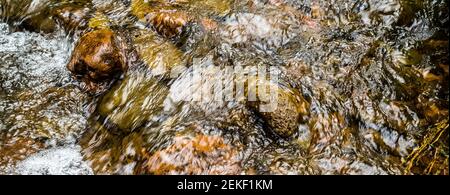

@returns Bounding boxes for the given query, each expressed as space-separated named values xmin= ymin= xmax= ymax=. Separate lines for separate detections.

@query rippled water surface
xmin=0 ymin=0 xmax=448 ymax=175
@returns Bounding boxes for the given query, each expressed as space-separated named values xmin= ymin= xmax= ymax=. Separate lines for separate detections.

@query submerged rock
xmin=97 ymin=73 xmax=169 ymax=131
xmin=132 ymin=29 xmax=183 ymax=75
xmin=246 ymin=77 xmax=310 ymax=138
xmin=141 ymin=134 xmax=242 ymax=175
xmin=164 ymin=62 xmax=311 ymax=139
xmin=131 ymin=0 xmax=231 ymax=39
xmin=67 ymin=29 xmax=128 ymax=91
xmin=131 ymin=0 xmax=191 ymax=38
xmin=53 ymin=4 xmax=92 ymax=33
xmin=145 ymin=10 xmax=191 ymax=38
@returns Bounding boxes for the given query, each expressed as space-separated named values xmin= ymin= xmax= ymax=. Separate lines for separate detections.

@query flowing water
xmin=0 ymin=0 xmax=448 ymax=175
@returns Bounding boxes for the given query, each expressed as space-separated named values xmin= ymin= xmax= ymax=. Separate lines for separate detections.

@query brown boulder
xmin=67 ymin=29 xmax=127 ymax=90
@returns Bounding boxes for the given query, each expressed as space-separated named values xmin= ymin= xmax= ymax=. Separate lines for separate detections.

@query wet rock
xmin=145 ymin=10 xmax=191 ymax=38
xmin=131 ymin=0 xmax=230 ymax=39
xmin=52 ymin=5 xmax=91 ymax=33
xmin=255 ymin=91 xmax=310 ymax=138
xmin=132 ymin=29 xmax=183 ymax=75
xmin=141 ymin=134 xmax=242 ymax=175
xmin=246 ymin=77 xmax=310 ymax=138
xmin=67 ymin=29 xmax=128 ymax=91
xmin=80 ymin=118 xmax=242 ymax=175
xmin=97 ymin=73 xmax=169 ymax=131
xmin=164 ymin=60 xmax=310 ymax=139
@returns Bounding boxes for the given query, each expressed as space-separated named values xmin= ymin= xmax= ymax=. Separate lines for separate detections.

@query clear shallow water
xmin=0 ymin=0 xmax=448 ymax=175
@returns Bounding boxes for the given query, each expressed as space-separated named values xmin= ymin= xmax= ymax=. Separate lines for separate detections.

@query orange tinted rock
xmin=145 ymin=10 xmax=191 ymax=38
xmin=142 ymin=134 xmax=241 ymax=175
xmin=67 ymin=29 xmax=127 ymax=90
